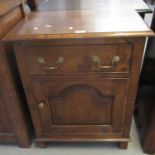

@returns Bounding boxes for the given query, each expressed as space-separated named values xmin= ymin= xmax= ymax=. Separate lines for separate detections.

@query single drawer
xmin=20 ymin=44 xmax=133 ymax=75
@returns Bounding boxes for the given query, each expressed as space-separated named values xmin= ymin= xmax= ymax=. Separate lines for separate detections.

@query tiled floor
xmin=0 ymin=121 xmax=147 ymax=155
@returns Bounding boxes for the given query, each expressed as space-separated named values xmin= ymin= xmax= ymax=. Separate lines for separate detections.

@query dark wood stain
xmin=0 ymin=0 xmax=31 ymax=147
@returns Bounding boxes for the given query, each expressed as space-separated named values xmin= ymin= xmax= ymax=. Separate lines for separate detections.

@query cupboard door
xmin=31 ymin=77 xmax=128 ymax=136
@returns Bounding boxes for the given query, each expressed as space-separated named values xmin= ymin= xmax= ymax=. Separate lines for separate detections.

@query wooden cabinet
xmin=13 ymin=37 xmax=145 ymax=148
xmin=5 ymin=10 xmax=153 ymax=148
xmin=135 ymin=86 xmax=155 ymax=154
xmin=0 ymin=0 xmax=31 ymax=147
xmin=0 ymin=45 xmax=30 ymax=147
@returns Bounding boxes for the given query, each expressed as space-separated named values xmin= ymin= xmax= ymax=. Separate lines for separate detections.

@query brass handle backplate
xmin=91 ymin=56 xmax=120 ymax=69
xmin=38 ymin=57 xmax=64 ymax=71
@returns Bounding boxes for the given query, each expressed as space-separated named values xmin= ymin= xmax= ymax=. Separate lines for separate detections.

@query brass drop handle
xmin=91 ymin=56 xmax=120 ymax=69
xmin=38 ymin=102 xmax=45 ymax=109
xmin=38 ymin=57 xmax=64 ymax=71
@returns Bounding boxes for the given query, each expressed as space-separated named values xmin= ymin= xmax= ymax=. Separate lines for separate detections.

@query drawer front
xmin=22 ymin=44 xmax=132 ymax=75
xmin=31 ymin=77 xmax=128 ymax=136
xmin=13 ymin=38 xmax=145 ymax=140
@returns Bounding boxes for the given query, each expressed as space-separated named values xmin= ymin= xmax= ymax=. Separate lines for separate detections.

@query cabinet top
xmin=4 ymin=10 xmax=154 ymax=41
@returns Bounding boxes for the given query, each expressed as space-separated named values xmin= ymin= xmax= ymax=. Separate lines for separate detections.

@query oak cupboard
xmin=4 ymin=10 xmax=154 ymax=148
xmin=0 ymin=0 xmax=31 ymax=147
